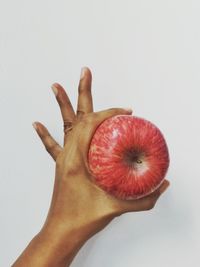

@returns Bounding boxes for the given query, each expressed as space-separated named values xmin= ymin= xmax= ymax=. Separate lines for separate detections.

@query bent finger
xmin=134 ymin=179 xmax=170 ymax=211
xmin=79 ymin=107 xmax=133 ymax=157
xmin=139 ymin=179 xmax=170 ymax=209
xmin=95 ymin=107 xmax=133 ymax=122
xmin=116 ymin=179 xmax=170 ymax=214
xmin=32 ymin=121 xmax=62 ymax=161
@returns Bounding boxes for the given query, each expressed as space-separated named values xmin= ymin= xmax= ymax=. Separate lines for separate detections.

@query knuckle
xmin=39 ymin=130 xmax=49 ymax=139
xmin=78 ymin=83 xmax=85 ymax=93
xmin=45 ymin=142 xmax=58 ymax=153
xmin=42 ymin=133 xmax=51 ymax=143
xmin=77 ymin=110 xmax=85 ymax=117
xmin=145 ymin=205 xmax=153 ymax=211
xmin=146 ymin=201 xmax=156 ymax=210
xmin=61 ymin=99 xmax=72 ymax=108
xmin=45 ymin=146 xmax=51 ymax=153
xmin=78 ymin=82 xmax=91 ymax=94
xmin=151 ymin=191 xmax=160 ymax=201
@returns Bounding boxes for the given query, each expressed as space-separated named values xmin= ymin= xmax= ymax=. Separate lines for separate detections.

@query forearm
xmin=12 ymin=226 xmax=90 ymax=267
xmin=12 ymin=215 xmax=115 ymax=267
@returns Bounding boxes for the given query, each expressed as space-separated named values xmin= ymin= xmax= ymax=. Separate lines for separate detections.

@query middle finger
xmin=77 ymin=67 xmax=93 ymax=119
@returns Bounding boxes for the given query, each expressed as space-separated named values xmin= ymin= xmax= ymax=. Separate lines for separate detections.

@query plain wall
xmin=0 ymin=0 xmax=199 ymax=266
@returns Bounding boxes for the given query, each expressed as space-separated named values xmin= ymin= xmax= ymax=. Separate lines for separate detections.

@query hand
xmin=12 ymin=67 xmax=170 ymax=267
xmin=33 ymin=67 xmax=170 ymax=237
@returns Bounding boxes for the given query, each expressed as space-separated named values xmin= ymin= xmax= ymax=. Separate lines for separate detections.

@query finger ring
xmin=63 ymin=121 xmax=73 ymax=134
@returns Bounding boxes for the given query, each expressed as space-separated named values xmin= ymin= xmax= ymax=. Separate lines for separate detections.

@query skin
xmin=12 ymin=67 xmax=170 ymax=267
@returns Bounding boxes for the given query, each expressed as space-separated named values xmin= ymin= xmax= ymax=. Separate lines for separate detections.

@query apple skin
xmin=88 ymin=115 xmax=170 ymax=200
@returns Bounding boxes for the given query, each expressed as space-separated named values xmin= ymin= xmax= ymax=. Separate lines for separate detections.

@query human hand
xmin=33 ymin=67 xmax=170 ymax=240
xmin=12 ymin=67 xmax=170 ymax=267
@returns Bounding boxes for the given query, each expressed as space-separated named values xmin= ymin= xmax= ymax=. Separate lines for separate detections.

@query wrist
xmin=36 ymin=214 xmax=114 ymax=267
xmin=42 ymin=211 xmax=115 ymax=245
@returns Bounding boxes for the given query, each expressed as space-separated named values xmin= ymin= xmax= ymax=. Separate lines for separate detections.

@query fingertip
xmin=165 ymin=179 xmax=170 ymax=186
xmin=82 ymin=66 xmax=91 ymax=73
xmin=51 ymin=84 xmax=58 ymax=96
xmin=51 ymin=82 xmax=60 ymax=88
xmin=162 ymin=179 xmax=170 ymax=187
xmin=159 ymin=179 xmax=170 ymax=194
xmin=123 ymin=107 xmax=133 ymax=114
xmin=32 ymin=121 xmax=44 ymax=135
xmin=32 ymin=122 xmax=38 ymax=131
xmin=80 ymin=66 xmax=92 ymax=80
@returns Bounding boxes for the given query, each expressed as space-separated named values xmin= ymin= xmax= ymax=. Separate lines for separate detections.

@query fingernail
xmin=124 ymin=108 xmax=133 ymax=113
xmin=32 ymin=122 xmax=38 ymax=130
xmin=51 ymin=85 xmax=58 ymax=96
xmin=80 ymin=67 xmax=87 ymax=79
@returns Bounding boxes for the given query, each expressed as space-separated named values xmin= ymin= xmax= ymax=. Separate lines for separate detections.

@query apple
xmin=88 ymin=115 xmax=170 ymax=200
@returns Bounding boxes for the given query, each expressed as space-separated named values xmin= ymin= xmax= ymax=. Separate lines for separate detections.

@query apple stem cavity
xmin=123 ymin=148 xmax=144 ymax=166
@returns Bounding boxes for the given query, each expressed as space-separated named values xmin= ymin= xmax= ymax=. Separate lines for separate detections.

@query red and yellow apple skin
xmin=88 ymin=115 xmax=170 ymax=200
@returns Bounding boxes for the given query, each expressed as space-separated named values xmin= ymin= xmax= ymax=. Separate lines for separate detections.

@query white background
xmin=0 ymin=0 xmax=199 ymax=266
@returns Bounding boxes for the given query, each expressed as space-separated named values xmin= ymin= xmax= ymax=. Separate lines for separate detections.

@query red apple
xmin=88 ymin=115 xmax=170 ymax=200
